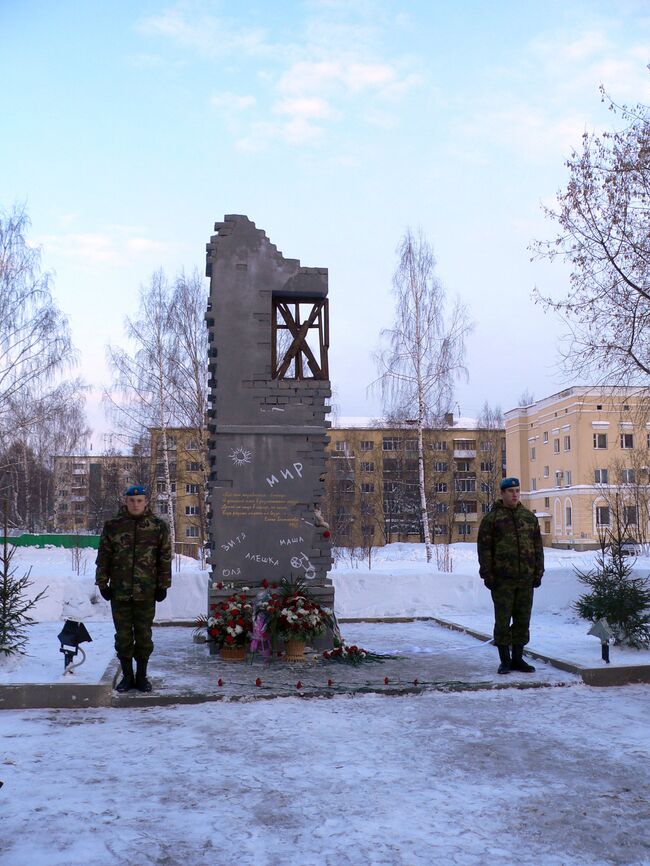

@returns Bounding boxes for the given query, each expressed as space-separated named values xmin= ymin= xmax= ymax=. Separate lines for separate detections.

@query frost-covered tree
xmin=374 ymin=228 xmax=471 ymax=561
xmin=533 ymin=83 xmax=650 ymax=384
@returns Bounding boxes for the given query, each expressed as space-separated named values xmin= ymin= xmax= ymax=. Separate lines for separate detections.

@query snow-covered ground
xmin=1 ymin=544 xmax=650 ymax=866
xmin=1 ymin=542 xmax=649 ymax=684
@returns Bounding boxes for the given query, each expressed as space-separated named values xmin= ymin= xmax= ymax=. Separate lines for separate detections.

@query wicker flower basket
xmin=284 ymin=639 xmax=307 ymax=662
xmin=219 ymin=644 xmax=247 ymax=662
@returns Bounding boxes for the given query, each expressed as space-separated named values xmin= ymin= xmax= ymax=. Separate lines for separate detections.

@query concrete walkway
xmin=2 ymin=617 xmax=649 ymax=710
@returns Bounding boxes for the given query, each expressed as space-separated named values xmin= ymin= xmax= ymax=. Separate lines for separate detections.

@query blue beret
xmin=124 ymin=484 xmax=147 ymax=497
xmin=500 ymin=477 xmax=520 ymax=490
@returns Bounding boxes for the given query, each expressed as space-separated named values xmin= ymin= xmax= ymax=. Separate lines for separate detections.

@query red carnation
xmin=327 ymin=679 xmax=333 ymax=687
xmin=296 ymin=681 xmax=302 ymax=689
xmin=261 ymin=579 xmax=269 ymax=588
xmin=413 ymin=679 xmax=419 ymax=686
xmin=225 ymin=634 xmax=234 ymax=644
xmin=384 ymin=677 xmax=390 ymax=685
xmin=255 ymin=677 xmax=262 ymax=686
xmin=217 ymin=678 xmax=223 ymax=687
xmin=323 ymin=530 xmax=331 ymax=538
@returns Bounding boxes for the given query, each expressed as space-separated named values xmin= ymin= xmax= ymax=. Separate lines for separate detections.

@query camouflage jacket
xmin=477 ymin=501 xmax=544 ymax=586
xmin=95 ymin=506 xmax=172 ymax=602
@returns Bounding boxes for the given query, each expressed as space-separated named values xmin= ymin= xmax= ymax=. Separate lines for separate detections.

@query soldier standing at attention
xmin=95 ymin=484 xmax=172 ymax=693
xmin=477 ymin=477 xmax=544 ymax=675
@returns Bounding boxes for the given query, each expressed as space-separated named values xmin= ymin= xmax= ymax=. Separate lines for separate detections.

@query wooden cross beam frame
xmin=272 ymin=297 xmax=329 ymax=380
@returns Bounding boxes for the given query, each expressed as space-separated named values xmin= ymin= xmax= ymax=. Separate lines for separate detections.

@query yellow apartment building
xmin=505 ymin=387 xmax=650 ymax=549
xmin=325 ymin=416 xmax=505 ymax=547
xmin=53 ymin=453 xmax=142 ymax=532
xmin=149 ymin=426 xmax=207 ymax=556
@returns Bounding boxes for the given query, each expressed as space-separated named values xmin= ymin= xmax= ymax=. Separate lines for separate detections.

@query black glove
xmin=155 ymin=587 xmax=167 ymax=602
xmin=99 ymin=585 xmax=112 ymax=601
xmin=533 ymin=576 xmax=542 ymax=588
xmin=483 ymin=577 xmax=495 ymax=591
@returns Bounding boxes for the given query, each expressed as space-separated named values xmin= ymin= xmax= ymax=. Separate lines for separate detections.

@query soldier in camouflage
xmin=477 ymin=477 xmax=544 ymax=675
xmin=95 ymin=484 xmax=172 ymax=692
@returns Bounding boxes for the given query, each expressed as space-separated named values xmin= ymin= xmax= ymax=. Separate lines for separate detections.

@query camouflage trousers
xmin=490 ymin=582 xmax=534 ymax=646
xmin=111 ymin=598 xmax=156 ymax=662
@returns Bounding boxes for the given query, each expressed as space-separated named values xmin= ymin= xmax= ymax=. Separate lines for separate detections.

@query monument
xmin=205 ymin=215 xmax=334 ymax=633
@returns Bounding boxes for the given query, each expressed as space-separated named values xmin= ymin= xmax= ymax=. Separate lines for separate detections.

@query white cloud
xmin=274 ymin=97 xmax=335 ymax=120
xmin=210 ymin=92 xmax=256 ymax=112
xmin=138 ymin=8 xmax=268 ymax=58
xmin=37 ymin=229 xmax=168 ymax=270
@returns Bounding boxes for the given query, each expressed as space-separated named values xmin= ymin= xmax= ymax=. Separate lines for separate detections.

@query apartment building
xmin=53 ymin=453 xmax=142 ymax=532
xmin=325 ymin=417 xmax=505 ymax=547
xmin=149 ymin=426 xmax=207 ymax=555
xmin=506 ymin=387 xmax=650 ymax=549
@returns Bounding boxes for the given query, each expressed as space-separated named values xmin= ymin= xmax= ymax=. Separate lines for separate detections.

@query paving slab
xmin=109 ymin=620 xmax=580 ymax=708
xmin=3 ymin=617 xmax=648 ymax=710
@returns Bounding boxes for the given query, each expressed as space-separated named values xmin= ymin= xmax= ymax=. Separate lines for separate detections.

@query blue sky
xmin=2 ymin=0 xmax=649 ymax=447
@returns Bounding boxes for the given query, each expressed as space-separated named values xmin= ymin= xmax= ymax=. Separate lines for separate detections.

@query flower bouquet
xmin=323 ymin=639 xmax=393 ymax=666
xmin=256 ymin=578 xmax=332 ymax=659
xmin=207 ymin=591 xmax=253 ymax=658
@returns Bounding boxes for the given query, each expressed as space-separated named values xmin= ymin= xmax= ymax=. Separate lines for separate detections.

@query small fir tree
xmin=574 ymin=538 xmax=650 ymax=650
xmin=0 ymin=501 xmax=47 ymax=656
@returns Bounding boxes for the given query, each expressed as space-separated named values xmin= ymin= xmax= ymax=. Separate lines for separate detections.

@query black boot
xmin=115 ymin=657 xmax=134 ymax=692
xmin=135 ymin=659 xmax=152 ymax=693
xmin=497 ymin=645 xmax=511 ymax=675
xmin=511 ymin=644 xmax=536 ymax=672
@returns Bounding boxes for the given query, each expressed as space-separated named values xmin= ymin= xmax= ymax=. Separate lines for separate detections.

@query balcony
xmin=453 ymin=512 xmax=478 ymax=522
xmin=453 ymin=449 xmax=476 ymax=459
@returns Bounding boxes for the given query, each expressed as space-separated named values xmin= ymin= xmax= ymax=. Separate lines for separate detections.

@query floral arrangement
xmin=323 ymin=639 xmax=392 ymax=666
xmin=257 ymin=578 xmax=331 ymax=644
xmin=207 ymin=591 xmax=253 ymax=647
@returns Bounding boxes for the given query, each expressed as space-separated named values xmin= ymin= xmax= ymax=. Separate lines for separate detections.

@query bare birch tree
xmin=106 ymin=270 xmax=177 ymax=549
xmin=0 ymin=204 xmax=75 ymax=435
xmin=532 ymin=85 xmax=650 ymax=384
xmin=374 ymin=228 xmax=472 ymax=562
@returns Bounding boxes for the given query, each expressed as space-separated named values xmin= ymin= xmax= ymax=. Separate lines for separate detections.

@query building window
xmin=458 ymin=524 xmax=472 ymax=537
xmin=186 ymin=526 xmax=199 ymax=538
xmin=455 ymin=439 xmax=476 ymax=451
xmin=531 ymin=479 xmax=537 ymax=491
xmin=456 ymin=460 xmax=471 ymax=472
xmin=543 ymin=466 xmax=550 ymax=478
xmin=455 ymin=478 xmax=476 ymax=493
xmin=360 ymin=440 xmax=374 ymax=451
xmin=361 ymin=483 xmax=375 ymax=494
xmin=593 ymin=433 xmax=608 ymax=449
xmin=480 ymin=481 xmax=492 ymax=494
xmin=434 ymin=502 xmax=448 ymax=513
xmin=434 ymin=524 xmax=446 ymax=536
xmin=360 ymin=461 xmax=375 ymax=472
xmin=530 ymin=447 xmax=536 ymax=460
xmin=544 ymin=497 xmax=550 ymax=508
xmin=185 ymin=483 xmax=199 ymax=494
xmin=596 ymin=505 xmax=610 ymax=526
xmin=430 ymin=441 xmax=448 ymax=451
xmin=620 ymin=433 xmax=634 ymax=449
xmin=187 ymin=439 xmax=199 ymax=450
xmin=624 ymin=505 xmax=638 ymax=525
xmin=565 ymin=470 xmax=572 ymax=486
xmin=621 ymin=468 xmax=635 ymax=484
xmin=404 ymin=439 xmax=418 ymax=451
xmin=157 ymin=502 xmax=168 ymax=515
xmin=433 ymin=461 xmax=448 ymax=472
xmin=594 ymin=468 xmax=608 ymax=484
xmin=597 ymin=404 xmax=602 ymax=410
xmin=565 ymin=504 xmax=572 ymax=527
xmin=479 ymin=440 xmax=491 ymax=452
xmin=480 ymin=461 xmax=494 ymax=472
xmin=335 ymin=440 xmax=348 ymax=453
xmin=383 ymin=437 xmax=401 ymax=451
xmin=555 ymin=470 xmax=563 ymax=487
xmin=543 ymin=431 xmax=548 ymax=443
xmin=185 ymin=505 xmax=199 ymax=515
xmin=186 ymin=461 xmax=201 ymax=472
xmin=553 ymin=438 xmax=560 ymax=454
xmin=564 ymin=435 xmax=571 ymax=451
xmin=434 ymin=482 xmax=448 ymax=493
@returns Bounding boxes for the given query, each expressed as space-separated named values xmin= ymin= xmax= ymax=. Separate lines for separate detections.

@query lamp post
xmin=57 ymin=620 xmax=92 ymax=673
xmin=588 ymin=617 xmax=614 ymax=663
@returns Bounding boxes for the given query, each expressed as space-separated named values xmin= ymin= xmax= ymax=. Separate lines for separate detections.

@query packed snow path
xmin=1 ymin=685 xmax=649 ymax=866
